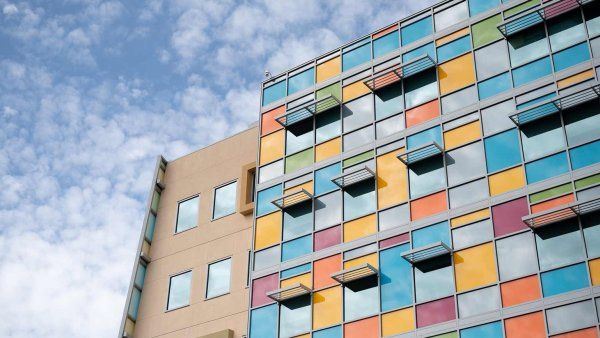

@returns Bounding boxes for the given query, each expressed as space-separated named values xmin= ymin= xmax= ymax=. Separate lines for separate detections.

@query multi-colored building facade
xmin=252 ymin=0 xmax=600 ymax=337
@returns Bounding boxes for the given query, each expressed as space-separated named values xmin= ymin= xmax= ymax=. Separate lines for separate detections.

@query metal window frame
xmin=522 ymin=196 xmax=600 ymax=229
xmin=401 ymin=241 xmax=453 ymax=264
xmin=397 ymin=141 xmax=444 ymax=166
xmin=330 ymin=263 xmax=379 ymax=284
xmin=266 ymin=283 xmax=312 ymax=302
xmin=331 ymin=165 xmax=376 ymax=188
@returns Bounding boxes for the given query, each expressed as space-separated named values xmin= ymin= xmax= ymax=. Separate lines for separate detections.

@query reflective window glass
xmin=281 ymin=235 xmax=312 ymax=262
xmin=446 ymin=142 xmax=486 ymax=186
xmin=167 ymin=271 xmax=192 ymax=310
xmin=343 ymin=180 xmax=376 ymax=220
xmin=552 ymin=42 xmax=590 ymax=72
xmin=407 ymin=126 xmax=443 ymax=149
xmin=474 ymin=40 xmax=509 ymax=80
xmin=313 ymin=325 xmax=342 ymax=338
xmin=404 ymin=69 xmax=438 ymax=109
xmin=342 ymin=41 xmax=371 ymax=71
xmin=525 ymin=151 xmax=569 ymax=184
xmin=128 ymin=287 xmax=141 ymax=320
xmin=452 ymin=219 xmax=493 ymax=250
xmin=484 ymin=129 xmax=521 ymax=173
xmin=508 ymin=26 xmax=549 ymax=67
xmin=315 ymin=191 xmax=342 ymax=230
xmin=401 ymin=16 xmax=433 ymax=45
xmin=316 ymin=108 xmax=341 ymax=144
xmin=145 ymin=212 xmax=156 ymax=242
xmin=373 ymin=31 xmax=400 ymax=58
xmin=315 ymin=162 xmax=341 ymax=196
xmin=546 ymin=300 xmax=597 ymax=335
xmin=585 ymin=2 xmax=600 ymax=37
xmin=415 ymin=256 xmax=455 ymax=302
xmin=263 ymin=81 xmax=286 ymax=106
xmin=376 ymin=114 xmax=405 ymax=139
xmin=437 ymin=35 xmax=471 ymax=63
xmin=288 ymin=68 xmax=314 ymax=95
xmin=254 ymin=245 xmax=280 ymax=270
xmin=521 ymin=114 xmax=565 ymax=161
xmin=213 ymin=182 xmax=237 ymax=219
xmin=582 ymin=210 xmax=600 ymax=258
xmin=468 ymin=0 xmax=500 ymax=16
xmin=449 ymin=178 xmax=488 ymax=209
xmin=375 ymin=83 xmax=403 ymax=120
xmin=206 ymin=258 xmax=231 ymax=298
xmin=496 ymin=232 xmax=538 ymax=280
xmin=380 ymin=243 xmax=413 ymax=311
xmin=478 ymin=72 xmax=512 ymax=100
xmin=457 ymin=285 xmax=500 ymax=318
xmin=176 ymin=196 xmax=199 ymax=233
xmin=460 ymin=321 xmax=502 ymax=338
xmin=283 ymin=202 xmax=312 ymax=240
xmin=286 ymin=119 xmax=313 ymax=155
xmin=402 ymin=42 xmax=436 ymax=63
xmin=472 ymin=14 xmax=503 ymax=49
xmin=260 ymin=160 xmax=284 ymax=183
xmin=412 ymin=221 xmax=451 ymax=248
xmin=409 ymin=156 xmax=446 ymax=198
xmin=378 ymin=203 xmax=410 ymax=231
xmin=564 ymin=101 xmax=600 ymax=146
xmin=250 ymin=304 xmax=278 ymax=338
xmin=541 ymin=262 xmax=589 ymax=297
xmin=481 ymin=99 xmax=516 ymax=136
xmin=512 ymin=57 xmax=552 ymax=87
xmin=435 ymin=1 xmax=469 ymax=31
xmin=535 ymin=219 xmax=586 ymax=271
xmin=134 ymin=264 xmax=146 ymax=289
xmin=279 ymin=295 xmax=311 ymax=338
xmin=343 ymin=94 xmax=374 ymax=132
xmin=344 ymin=275 xmax=379 ymax=321
xmin=442 ymin=85 xmax=478 ymax=114
xmin=570 ymin=139 xmax=600 ymax=170
xmin=547 ymin=11 xmax=586 ymax=52
xmin=343 ymin=125 xmax=374 ymax=151
xmin=257 ymin=184 xmax=282 ymax=216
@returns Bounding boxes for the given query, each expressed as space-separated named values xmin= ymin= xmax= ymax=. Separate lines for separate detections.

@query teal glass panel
xmin=478 ymin=72 xmax=512 ymax=100
xmin=402 ymin=42 xmax=436 ymax=63
xmin=412 ymin=221 xmax=450 ymax=248
xmin=437 ymin=35 xmax=471 ymax=63
xmin=134 ymin=264 xmax=146 ymax=289
xmin=460 ymin=321 xmax=502 ymax=338
xmin=250 ymin=304 xmax=278 ymax=338
xmin=525 ymin=152 xmax=569 ymax=184
xmin=343 ymin=41 xmax=371 ymax=71
xmin=128 ymin=287 xmax=141 ymax=320
xmin=401 ymin=16 xmax=433 ymax=46
xmin=281 ymin=235 xmax=312 ymax=261
xmin=373 ymin=31 xmax=400 ymax=58
xmin=145 ymin=212 xmax=156 ymax=242
xmin=375 ymin=83 xmax=403 ymax=120
xmin=547 ymin=11 xmax=586 ymax=52
xmin=380 ymin=243 xmax=413 ymax=311
xmin=256 ymin=184 xmax=282 ymax=216
xmin=315 ymin=162 xmax=341 ymax=196
xmin=484 ymin=129 xmax=521 ymax=173
xmin=512 ymin=57 xmax=552 ymax=87
xmin=552 ymin=42 xmax=590 ymax=72
xmin=407 ymin=126 xmax=442 ymax=149
xmin=585 ymin=3 xmax=600 ymax=37
xmin=263 ymin=81 xmax=286 ymax=106
xmin=288 ymin=68 xmax=314 ymax=95
xmin=541 ymin=263 xmax=589 ymax=297
xmin=281 ymin=262 xmax=312 ymax=279
xmin=516 ymin=92 xmax=556 ymax=109
xmin=468 ymin=0 xmax=500 ymax=16
xmin=570 ymin=139 xmax=600 ymax=170
xmin=313 ymin=326 xmax=342 ymax=338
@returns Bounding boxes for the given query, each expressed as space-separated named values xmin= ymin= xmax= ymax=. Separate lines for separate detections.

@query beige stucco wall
xmin=134 ymin=127 xmax=257 ymax=338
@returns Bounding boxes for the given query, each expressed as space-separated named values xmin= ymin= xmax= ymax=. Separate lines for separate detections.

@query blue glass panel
xmin=315 ymin=162 xmax=341 ymax=196
xmin=478 ymin=72 xmax=512 ymax=100
xmin=412 ymin=221 xmax=450 ymax=248
xmin=437 ymin=35 xmax=471 ymax=63
xmin=313 ymin=325 xmax=342 ymax=338
xmin=256 ymin=184 xmax=282 ymax=216
xmin=552 ymin=42 xmax=590 ymax=72
xmin=281 ymin=262 xmax=312 ymax=279
xmin=288 ymin=68 xmax=314 ymax=95
xmin=469 ymin=0 xmax=500 ymax=16
xmin=145 ymin=212 xmax=156 ymax=242
xmin=516 ymin=92 xmax=556 ymax=110
xmin=512 ymin=57 xmax=552 ymax=87
xmin=281 ymin=235 xmax=312 ymax=261
xmin=343 ymin=42 xmax=371 ymax=71
xmin=128 ymin=287 xmax=141 ymax=320
xmin=401 ymin=16 xmax=433 ymax=46
xmin=541 ymin=263 xmax=589 ymax=297
xmin=484 ymin=129 xmax=522 ymax=173
xmin=380 ymin=243 xmax=413 ymax=311
xmin=460 ymin=321 xmax=503 ymax=338
xmin=407 ymin=126 xmax=443 ymax=149
xmin=570 ymin=139 xmax=600 ymax=170
xmin=250 ymin=304 xmax=278 ymax=338
xmin=135 ymin=264 xmax=146 ymax=289
xmin=263 ymin=81 xmax=286 ymax=106
xmin=525 ymin=152 xmax=569 ymax=184
xmin=374 ymin=31 xmax=400 ymax=58
xmin=402 ymin=42 xmax=436 ymax=63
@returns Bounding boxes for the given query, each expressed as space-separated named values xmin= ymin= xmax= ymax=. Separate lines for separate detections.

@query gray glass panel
xmin=316 ymin=108 xmax=341 ymax=144
xmin=344 ymin=275 xmax=379 ymax=321
xmin=591 ymin=36 xmax=600 ymax=57
xmin=283 ymin=202 xmax=313 ymax=240
xmin=344 ymin=243 xmax=378 ymax=260
xmin=547 ymin=11 xmax=586 ymax=52
xmin=176 ymin=196 xmax=199 ymax=233
xmin=496 ymin=232 xmax=538 ymax=280
xmin=515 ymin=84 xmax=555 ymax=106
xmin=444 ymin=112 xmax=478 ymax=131
xmin=167 ymin=271 xmax=192 ymax=310
xmin=535 ymin=219 xmax=586 ymax=271
xmin=375 ymin=83 xmax=403 ymax=120
xmin=260 ymin=160 xmax=284 ymax=183
xmin=582 ymin=210 xmax=600 ymax=259
xmin=435 ymin=1 xmax=469 ymax=31
xmin=376 ymin=114 xmax=405 ymax=139
xmin=343 ymin=94 xmax=374 ymax=132
xmin=458 ymin=285 xmax=501 ymax=318
xmin=206 ymin=258 xmax=231 ymax=298
xmin=578 ymin=185 xmax=600 ymax=202
xmin=564 ymin=101 xmax=600 ymax=146
xmin=481 ymin=99 xmax=516 ymax=136
xmin=508 ymin=26 xmax=549 ymax=67
xmin=254 ymin=246 xmax=280 ymax=270
xmin=446 ymin=142 xmax=486 ymax=186
xmin=379 ymin=203 xmax=410 ymax=231
xmin=546 ymin=300 xmax=596 ymax=335
xmin=405 ymin=69 xmax=438 ymax=109
xmin=314 ymin=191 xmax=342 ymax=230
xmin=520 ymin=114 xmax=565 ymax=161
xmin=449 ymin=178 xmax=488 ymax=209
xmin=286 ymin=119 xmax=314 ymax=154
xmin=475 ymin=40 xmax=510 ymax=80
xmin=343 ymin=179 xmax=376 ymax=220
xmin=343 ymin=125 xmax=374 ymax=151
xmin=409 ymin=156 xmax=446 ymax=198
xmin=415 ymin=256 xmax=455 ymax=302
xmin=441 ymin=85 xmax=478 ymax=114
xmin=452 ymin=219 xmax=493 ymax=250
xmin=213 ymin=182 xmax=237 ymax=219
xmin=279 ymin=295 xmax=311 ymax=338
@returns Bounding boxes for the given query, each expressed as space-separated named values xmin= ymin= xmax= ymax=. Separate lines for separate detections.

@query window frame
xmin=174 ymin=194 xmax=200 ymax=234
xmin=165 ymin=269 xmax=193 ymax=312
xmin=211 ymin=179 xmax=238 ymax=221
xmin=204 ymin=256 xmax=233 ymax=300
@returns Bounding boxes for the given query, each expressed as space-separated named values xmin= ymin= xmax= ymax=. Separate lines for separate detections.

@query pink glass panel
xmin=416 ymin=296 xmax=456 ymax=328
xmin=491 ymin=197 xmax=529 ymax=237
xmin=379 ymin=233 xmax=409 ymax=249
xmin=251 ymin=273 xmax=278 ymax=308
xmin=314 ymin=225 xmax=341 ymax=251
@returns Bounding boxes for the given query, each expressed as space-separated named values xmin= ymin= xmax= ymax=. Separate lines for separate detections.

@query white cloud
xmin=2 ymin=3 xmax=17 ymax=15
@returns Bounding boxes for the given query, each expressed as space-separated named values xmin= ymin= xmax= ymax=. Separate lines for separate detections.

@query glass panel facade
xmin=373 ymin=31 xmax=399 ymax=58
xmin=535 ymin=219 xmax=585 ymax=271
xmin=401 ymin=16 xmax=433 ymax=45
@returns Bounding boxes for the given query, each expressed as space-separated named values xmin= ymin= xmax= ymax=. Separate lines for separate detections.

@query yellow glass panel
xmin=260 ymin=130 xmax=284 ymax=165
xmin=454 ymin=242 xmax=497 ymax=292
xmin=343 ymin=80 xmax=370 ymax=102
xmin=315 ymin=137 xmax=341 ymax=162
xmin=557 ymin=69 xmax=594 ymax=89
xmin=488 ymin=166 xmax=526 ymax=196
xmin=281 ymin=272 xmax=312 ymax=288
xmin=590 ymin=258 xmax=600 ymax=286
xmin=451 ymin=208 xmax=490 ymax=228
xmin=294 ymin=335 xmax=310 ymax=338
xmin=377 ymin=149 xmax=409 ymax=209
xmin=443 ymin=121 xmax=481 ymax=150
xmin=381 ymin=307 xmax=415 ymax=336
xmin=344 ymin=253 xmax=379 ymax=269
xmin=124 ymin=318 xmax=135 ymax=335
xmin=317 ymin=56 xmax=341 ymax=83
xmin=284 ymin=181 xmax=314 ymax=195
xmin=436 ymin=27 xmax=470 ymax=46
xmin=254 ymin=212 xmax=282 ymax=250
xmin=313 ymin=286 xmax=342 ymax=329
xmin=438 ymin=53 xmax=476 ymax=95
xmin=343 ymin=214 xmax=377 ymax=243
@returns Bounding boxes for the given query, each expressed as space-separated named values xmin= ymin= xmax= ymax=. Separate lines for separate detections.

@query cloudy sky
xmin=0 ymin=0 xmax=437 ymax=336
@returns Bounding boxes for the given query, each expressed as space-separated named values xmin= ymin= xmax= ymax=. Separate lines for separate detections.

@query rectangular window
xmin=262 ymin=80 xmax=286 ymax=106
xmin=375 ymin=83 xmax=403 ymax=120
xmin=468 ymin=0 xmax=499 ymax=16
xmin=437 ymin=35 xmax=471 ymax=63
xmin=280 ymin=295 xmax=311 ymax=337
xmin=401 ymin=16 xmax=433 ymax=45
xmin=435 ymin=1 xmax=469 ymax=31
xmin=457 ymin=285 xmax=500 ymax=318
xmin=128 ymin=287 xmax=141 ymax=320
xmin=415 ymin=256 xmax=454 ymax=302
xmin=512 ymin=57 xmax=552 ymax=87
xmin=343 ymin=180 xmax=376 ymax=220
xmin=564 ymin=101 xmax=600 ymax=146
xmin=167 ymin=271 xmax=192 ymax=310
xmin=402 ymin=42 xmax=436 ymax=63
xmin=546 ymin=300 xmax=597 ymax=335
xmin=548 ymin=11 xmax=586 ymax=52
xmin=286 ymin=119 xmax=314 ymax=154
xmin=373 ymin=30 xmax=399 ymax=58
xmin=508 ymin=26 xmax=548 ymax=67
xmin=315 ymin=191 xmax=342 ymax=231
xmin=449 ymin=178 xmax=488 ymax=208
xmin=481 ymin=99 xmax=516 ymax=136
xmin=520 ymin=114 xmax=565 ymax=161
xmin=145 ymin=213 xmax=156 ymax=242
xmin=404 ymin=69 xmax=438 ymax=109
xmin=281 ymin=235 xmax=312 ymax=261
xmin=176 ymin=196 xmax=199 ymax=233
xmin=343 ymin=125 xmax=374 ymax=151
xmin=446 ymin=142 xmax=486 ymax=186
xmin=254 ymin=245 xmax=280 ymax=270
xmin=535 ymin=218 xmax=585 ymax=271
xmin=585 ymin=2 xmax=600 ymax=37
xmin=472 ymin=14 xmax=503 ymax=49
xmin=343 ymin=94 xmax=374 ymax=132
xmin=496 ymin=232 xmax=537 ymax=280
xmin=342 ymin=40 xmax=371 ymax=71
xmin=452 ymin=219 xmax=493 ymax=250
xmin=541 ymin=263 xmax=589 ymax=297
xmin=475 ymin=40 xmax=509 ymax=80
xmin=525 ymin=151 xmax=569 ymax=184
xmin=413 ymin=221 xmax=451 ymax=247
xmin=478 ymin=72 xmax=512 ymax=100
xmin=409 ymin=156 xmax=446 ymax=198
xmin=460 ymin=321 xmax=502 ymax=338
xmin=250 ymin=304 xmax=278 ymax=338
xmin=288 ymin=67 xmax=314 ymax=95
xmin=213 ymin=181 xmax=237 ymax=219
xmin=380 ymin=243 xmax=413 ymax=310
xmin=552 ymin=42 xmax=591 ymax=72
xmin=570 ymin=139 xmax=600 ymax=170
xmin=316 ymin=107 xmax=341 ymax=144
xmin=315 ymin=162 xmax=341 ymax=196
xmin=484 ymin=129 xmax=521 ymax=173
xmin=442 ymin=85 xmax=477 ymax=114
xmin=206 ymin=258 xmax=231 ymax=298
xmin=343 ymin=275 xmax=379 ymax=321
xmin=283 ymin=201 xmax=312 ymax=240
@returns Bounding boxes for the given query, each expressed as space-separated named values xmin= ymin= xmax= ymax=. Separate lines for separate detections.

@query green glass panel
xmin=529 ymin=183 xmax=573 ymax=203
xmin=575 ymin=173 xmax=600 ymax=189
xmin=503 ymin=0 xmax=539 ymax=18
xmin=151 ymin=190 xmax=160 ymax=212
xmin=472 ymin=14 xmax=503 ymax=49
xmin=316 ymin=83 xmax=341 ymax=101
xmin=285 ymin=148 xmax=314 ymax=174
xmin=343 ymin=150 xmax=374 ymax=167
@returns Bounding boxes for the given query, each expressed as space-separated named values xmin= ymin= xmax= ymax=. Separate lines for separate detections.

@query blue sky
xmin=0 ymin=0 xmax=436 ymax=336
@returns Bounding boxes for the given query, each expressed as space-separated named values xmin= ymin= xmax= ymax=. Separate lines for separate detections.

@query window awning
xmin=330 ymin=263 xmax=378 ymax=284
xmin=363 ymin=55 xmax=437 ymax=91
xmin=266 ymin=283 xmax=312 ymax=302
xmin=522 ymin=196 xmax=600 ymax=229
xmin=271 ymin=189 xmax=313 ymax=209
xmin=275 ymin=94 xmax=341 ymax=127
xmin=401 ymin=241 xmax=453 ymax=264
xmin=509 ymin=83 xmax=600 ymax=126
xmin=397 ymin=142 xmax=444 ymax=166
xmin=331 ymin=165 xmax=375 ymax=188
xmin=497 ymin=0 xmax=596 ymax=37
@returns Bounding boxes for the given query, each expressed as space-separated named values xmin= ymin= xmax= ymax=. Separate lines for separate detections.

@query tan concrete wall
xmin=134 ymin=127 xmax=257 ymax=338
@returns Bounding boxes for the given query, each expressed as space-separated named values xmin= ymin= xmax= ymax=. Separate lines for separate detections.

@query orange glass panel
xmin=377 ymin=149 xmax=408 ymax=209
xmin=344 ymin=316 xmax=379 ymax=338
xmin=504 ymin=311 xmax=545 ymax=338
xmin=373 ymin=25 xmax=398 ymax=39
xmin=500 ymin=275 xmax=541 ymax=307
xmin=261 ymin=105 xmax=284 ymax=136
xmin=314 ymin=254 xmax=341 ymax=290
xmin=552 ymin=328 xmax=598 ymax=338
xmin=436 ymin=27 xmax=470 ymax=46
xmin=438 ymin=53 xmax=476 ymax=95
xmin=590 ymin=258 xmax=600 ymax=286
xmin=530 ymin=193 xmax=575 ymax=213
xmin=315 ymin=137 xmax=341 ymax=162
xmin=317 ymin=56 xmax=341 ymax=83
xmin=410 ymin=191 xmax=447 ymax=221
xmin=557 ymin=69 xmax=594 ymax=89
xmin=405 ymin=100 xmax=439 ymax=128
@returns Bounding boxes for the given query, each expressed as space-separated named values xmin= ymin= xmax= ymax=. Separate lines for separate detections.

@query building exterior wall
xmin=119 ymin=126 xmax=258 ymax=338
xmin=251 ymin=0 xmax=600 ymax=337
